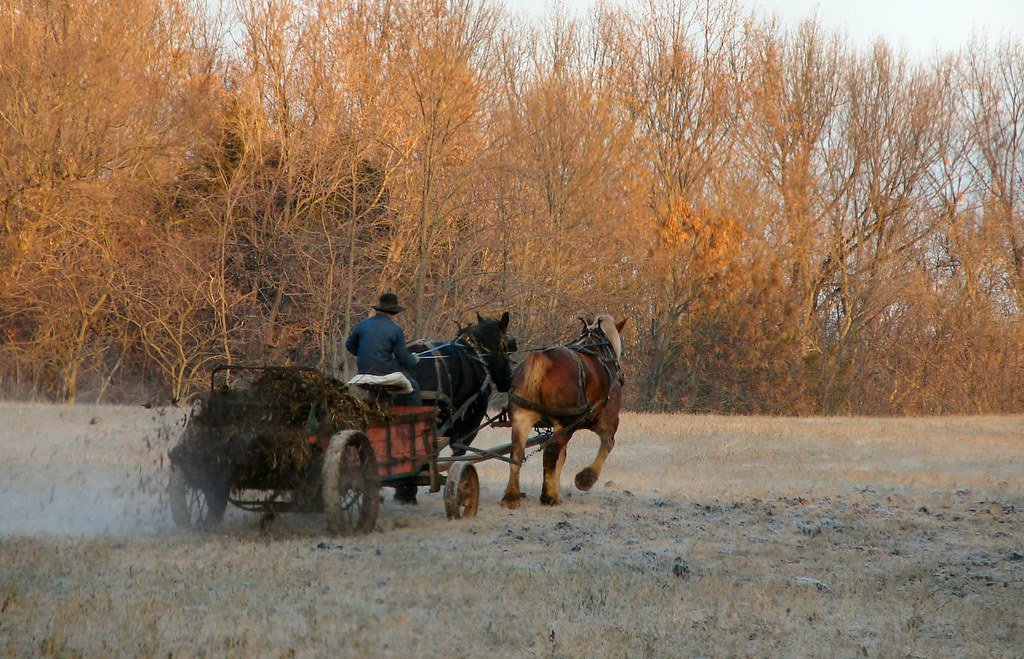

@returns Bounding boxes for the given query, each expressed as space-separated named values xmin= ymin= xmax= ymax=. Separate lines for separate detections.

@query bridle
xmin=455 ymin=324 xmax=516 ymax=368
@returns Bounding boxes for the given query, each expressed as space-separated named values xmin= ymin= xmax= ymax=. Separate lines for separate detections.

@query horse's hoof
xmin=501 ymin=494 xmax=521 ymax=509
xmin=575 ymin=468 xmax=598 ymax=491
xmin=539 ymin=492 xmax=560 ymax=506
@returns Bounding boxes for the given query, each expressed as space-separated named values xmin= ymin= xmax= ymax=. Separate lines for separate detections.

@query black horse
xmin=396 ymin=312 xmax=516 ymax=502
xmin=408 ymin=311 xmax=516 ymax=445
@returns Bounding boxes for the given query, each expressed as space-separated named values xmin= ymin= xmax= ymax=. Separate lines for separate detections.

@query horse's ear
xmin=499 ymin=311 xmax=510 ymax=330
xmin=476 ymin=311 xmax=484 ymax=323
xmin=616 ymin=318 xmax=627 ymax=333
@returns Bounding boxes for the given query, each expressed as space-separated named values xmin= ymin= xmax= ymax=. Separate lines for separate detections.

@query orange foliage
xmin=1 ymin=0 xmax=1022 ymax=414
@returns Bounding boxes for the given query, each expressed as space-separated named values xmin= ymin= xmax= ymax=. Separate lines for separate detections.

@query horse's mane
xmin=582 ymin=313 xmax=622 ymax=360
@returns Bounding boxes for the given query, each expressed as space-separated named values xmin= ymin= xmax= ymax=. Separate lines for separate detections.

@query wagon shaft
xmin=438 ymin=430 xmax=553 ymax=467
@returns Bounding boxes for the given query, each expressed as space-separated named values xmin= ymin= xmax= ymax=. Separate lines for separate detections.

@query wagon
xmin=167 ymin=364 xmax=550 ymax=534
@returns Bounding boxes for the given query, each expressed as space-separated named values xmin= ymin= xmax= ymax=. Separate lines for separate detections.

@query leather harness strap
xmin=437 ymin=375 xmax=491 ymax=437
xmin=418 ymin=340 xmax=453 ymax=406
xmin=508 ymin=391 xmax=589 ymax=418
xmin=565 ymin=348 xmax=587 ymax=410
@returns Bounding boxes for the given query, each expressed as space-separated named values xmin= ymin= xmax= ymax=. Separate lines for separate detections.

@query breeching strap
xmin=507 ymin=392 xmax=588 ymax=418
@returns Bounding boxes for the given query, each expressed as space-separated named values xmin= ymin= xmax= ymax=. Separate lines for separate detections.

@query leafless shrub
xmin=1 ymin=0 xmax=1022 ymax=413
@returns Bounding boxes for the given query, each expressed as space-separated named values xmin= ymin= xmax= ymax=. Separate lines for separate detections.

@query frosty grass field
xmin=1 ymin=402 xmax=1021 ymax=656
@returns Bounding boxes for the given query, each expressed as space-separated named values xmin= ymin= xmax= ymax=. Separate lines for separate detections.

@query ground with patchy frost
xmin=1 ymin=403 xmax=1022 ymax=656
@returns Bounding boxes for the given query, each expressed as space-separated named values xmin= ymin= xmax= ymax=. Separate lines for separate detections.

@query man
xmin=345 ymin=292 xmax=422 ymax=406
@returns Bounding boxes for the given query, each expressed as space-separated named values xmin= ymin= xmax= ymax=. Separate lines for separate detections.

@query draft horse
xmin=502 ymin=314 xmax=626 ymax=508
xmin=408 ymin=311 xmax=517 ymax=450
xmin=388 ymin=312 xmax=515 ymax=504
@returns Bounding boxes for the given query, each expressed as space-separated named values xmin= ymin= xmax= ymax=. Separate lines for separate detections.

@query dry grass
xmin=1 ymin=403 xmax=1022 ymax=656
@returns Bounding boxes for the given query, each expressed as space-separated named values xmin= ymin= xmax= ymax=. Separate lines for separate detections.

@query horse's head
xmin=458 ymin=311 xmax=517 ymax=392
xmin=578 ymin=313 xmax=627 ymax=360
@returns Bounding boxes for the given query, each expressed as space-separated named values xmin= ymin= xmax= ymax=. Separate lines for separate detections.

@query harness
xmin=508 ymin=349 xmax=588 ymax=417
xmin=415 ymin=328 xmax=511 ymax=437
xmin=417 ymin=340 xmax=456 ymax=408
xmin=508 ymin=323 xmax=623 ymax=425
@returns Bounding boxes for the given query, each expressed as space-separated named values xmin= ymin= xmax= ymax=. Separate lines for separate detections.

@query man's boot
xmin=393 ymin=483 xmax=418 ymax=505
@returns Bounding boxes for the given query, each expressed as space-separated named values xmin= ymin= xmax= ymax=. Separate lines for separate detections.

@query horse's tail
xmin=514 ymin=350 xmax=552 ymax=397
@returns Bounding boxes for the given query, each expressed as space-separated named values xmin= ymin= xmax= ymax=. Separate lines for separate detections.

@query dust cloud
xmin=0 ymin=402 xmax=188 ymax=536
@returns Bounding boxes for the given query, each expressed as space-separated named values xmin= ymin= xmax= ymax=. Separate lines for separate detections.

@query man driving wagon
xmin=346 ymin=292 xmax=427 ymax=503
xmin=345 ymin=292 xmax=423 ymax=407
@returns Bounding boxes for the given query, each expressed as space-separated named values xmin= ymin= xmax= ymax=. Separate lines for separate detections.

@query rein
xmin=412 ymin=341 xmax=461 ymax=359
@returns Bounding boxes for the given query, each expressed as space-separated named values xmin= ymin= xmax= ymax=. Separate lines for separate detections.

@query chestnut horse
xmin=501 ymin=314 xmax=626 ymax=508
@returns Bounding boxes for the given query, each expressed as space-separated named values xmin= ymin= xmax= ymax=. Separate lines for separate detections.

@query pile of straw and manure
xmin=171 ymin=369 xmax=390 ymax=484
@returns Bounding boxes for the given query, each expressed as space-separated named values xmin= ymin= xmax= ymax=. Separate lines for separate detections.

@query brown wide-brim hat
xmin=372 ymin=292 xmax=405 ymax=314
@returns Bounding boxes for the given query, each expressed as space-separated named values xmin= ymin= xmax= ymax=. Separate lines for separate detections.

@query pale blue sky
xmin=506 ymin=0 xmax=1024 ymax=58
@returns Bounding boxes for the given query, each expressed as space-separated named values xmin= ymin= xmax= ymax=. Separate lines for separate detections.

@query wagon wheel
xmin=444 ymin=462 xmax=479 ymax=520
xmin=168 ymin=463 xmax=228 ymax=532
xmin=322 ymin=431 xmax=380 ymax=535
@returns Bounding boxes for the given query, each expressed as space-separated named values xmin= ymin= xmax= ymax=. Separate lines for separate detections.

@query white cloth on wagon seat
xmin=347 ymin=372 xmax=414 ymax=395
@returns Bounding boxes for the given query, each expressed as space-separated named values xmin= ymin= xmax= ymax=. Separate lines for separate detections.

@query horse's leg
xmin=539 ymin=430 xmax=570 ymax=506
xmin=449 ymin=394 xmax=488 ymax=455
xmin=575 ymin=416 xmax=618 ymax=491
xmin=502 ymin=407 xmax=538 ymax=509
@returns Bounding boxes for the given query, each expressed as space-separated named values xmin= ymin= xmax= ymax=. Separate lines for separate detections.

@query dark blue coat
xmin=345 ymin=313 xmax=420 ymax=376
